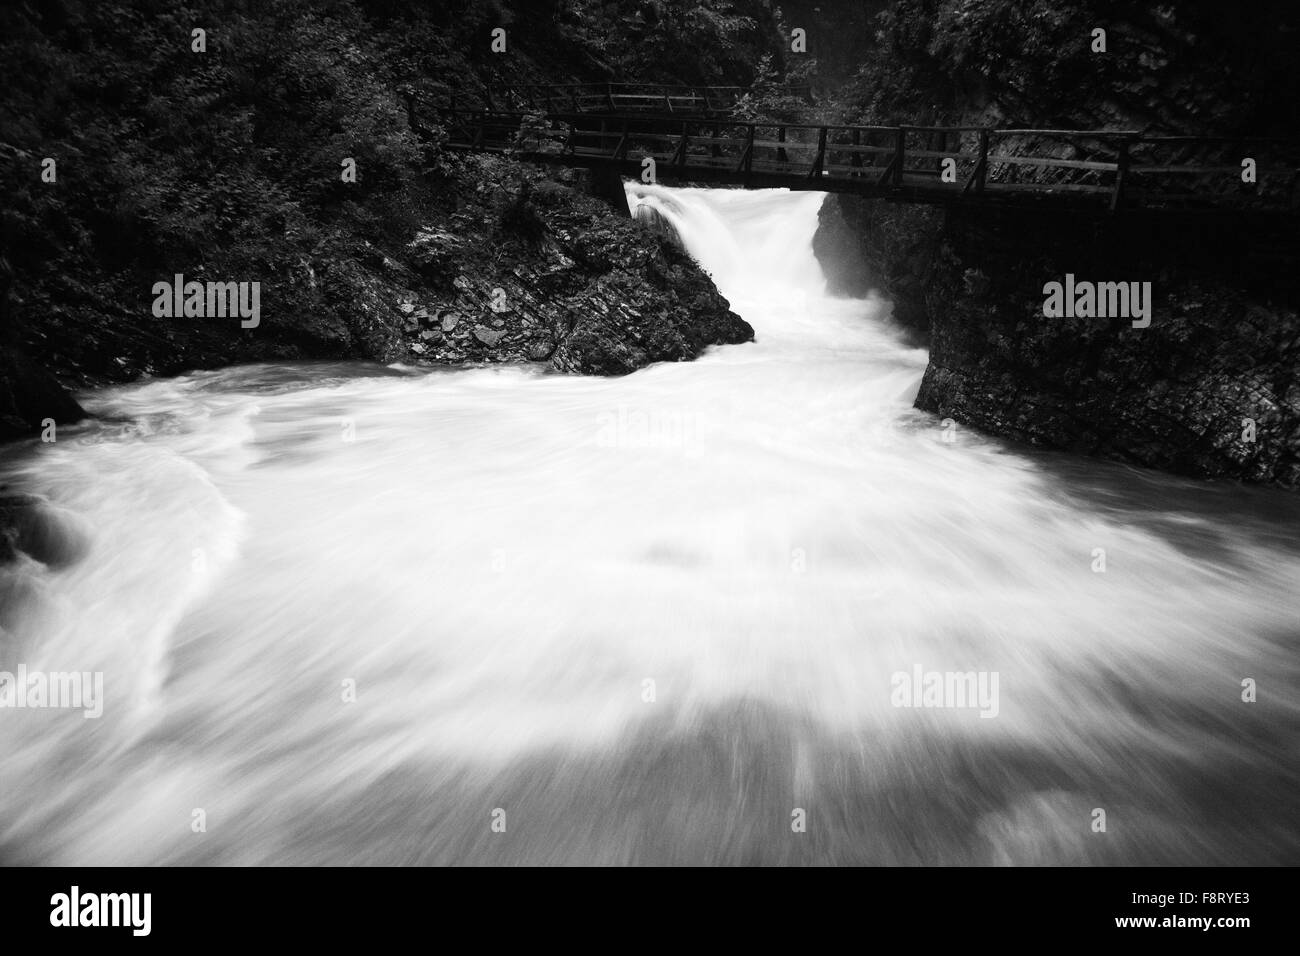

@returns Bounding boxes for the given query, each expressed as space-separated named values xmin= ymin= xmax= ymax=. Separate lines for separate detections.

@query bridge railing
xmin=1124 ymin=135 xmax=1300 ymax=209
xmin=983 ymin=130 xmax=1300 ymax=211
xmin=431 ymin=106 xmax=1300 ymax=212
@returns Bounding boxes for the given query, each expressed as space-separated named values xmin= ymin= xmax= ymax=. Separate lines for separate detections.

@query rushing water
xmin=1 ymin=185 xmax=1297 ymax=865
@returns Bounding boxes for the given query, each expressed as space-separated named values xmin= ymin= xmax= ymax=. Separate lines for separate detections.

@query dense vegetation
xmin=834 ymin=0 xmax=1300 ymax=132
xmin=0 ymin=0 xmax=797 ymax=396
xmin=0 ymin=0 xmax=797 ymax=305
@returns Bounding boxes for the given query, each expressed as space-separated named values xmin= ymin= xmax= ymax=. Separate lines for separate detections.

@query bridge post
xmin=894 ymin=127 xmax=906 ymax=188
xmin=614 ymin=118 xmax=630 ymax=161
xmin=1111 ymin=136 xmax=1132 ymax=214
xmin=976 ymin=129 xmax=988 ymax=194
xmin=590 ymin=166 xmax=630 ymax=217
xmin=808 ymin=126 xmax=827 ymax=180
xmin=851 ymin=128 xmax=862 ymax=173
xmin=742 ymin=124 xmax=755 ymax=187
xmin=778 ymin=126 xmax=788 ymax=165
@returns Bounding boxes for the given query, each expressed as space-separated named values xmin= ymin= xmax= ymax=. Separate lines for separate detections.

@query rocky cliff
xmin=0 ymin=155 xmax=751 ymax=442
xmin=812 ymin=0 xmax=1300 ymax=488
xmin=819 ymin=193 xmax=1300 ymax=488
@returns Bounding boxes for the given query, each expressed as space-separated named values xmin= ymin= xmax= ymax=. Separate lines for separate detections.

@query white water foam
xmin=1 ymin=185 xmax=1296 ymax=864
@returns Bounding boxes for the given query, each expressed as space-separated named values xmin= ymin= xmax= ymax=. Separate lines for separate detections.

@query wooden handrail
xmin=996 ymin=128 xmax=1143 ymax=137
xmin=429 ymin=104 xmax=1300 ymax=215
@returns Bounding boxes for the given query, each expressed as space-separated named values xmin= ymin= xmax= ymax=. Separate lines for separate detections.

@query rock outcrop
xmin=389 ymin=164 xmax=752 ymax=374
xmin=1 ymin=156 xmax=752 ymax=443
xmin=811 ymin=0 xmax=1300 ymax=489
xmin=0 ymin=349 xmax=85 ymax=444
xmin=0 ymin=257 xmax=85 ymax=443
xmin=819 ymin=194 xmax=1300 ymax=488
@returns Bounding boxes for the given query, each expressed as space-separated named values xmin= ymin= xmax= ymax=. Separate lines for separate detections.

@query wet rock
xmin=473 ymin=326 xmax=505 ymax=347
xmin=0 ymin=495 xmax=90 ymax=568
xmin=407 ymin=229 xmax=462 ymax=281
xmin=10 ymin=151 xmax=759 ymax=402
xmin=916 ymin=207 xmax=1300 ymax=488
xmin=0 ymin=349 xmax=86 ymax=443
xmin=632 ymin=202 xmax=683 ymax=249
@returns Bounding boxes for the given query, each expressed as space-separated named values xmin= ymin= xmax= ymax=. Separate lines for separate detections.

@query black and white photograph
xmin=0 ymin=0 xmax=1295 ymax=926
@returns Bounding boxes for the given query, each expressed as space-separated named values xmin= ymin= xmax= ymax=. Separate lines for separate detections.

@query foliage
xmin=731 ymin=52 xmax=818 ymax=122
xmin=547 ymin=0 xmax=777 ymax=86
xmin=495 ymin=180 xmax=549 ymax=245
xmin=832 ymin=0 xmax=1300 ymax=132
xmin=0 ymin=0 xmax=432 ymax=306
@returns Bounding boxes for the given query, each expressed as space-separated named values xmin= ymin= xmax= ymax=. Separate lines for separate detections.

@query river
xmin=0 ymin=184 xmax=1296 ymax=864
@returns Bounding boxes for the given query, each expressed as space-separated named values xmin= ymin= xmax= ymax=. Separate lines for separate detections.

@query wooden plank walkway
xmin=415 ymin=97 xmax=1300 ymax=215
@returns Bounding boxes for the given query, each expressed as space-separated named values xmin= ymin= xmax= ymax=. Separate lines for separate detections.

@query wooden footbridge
xmin=409 ymin=84 xmax=1299 ymax=215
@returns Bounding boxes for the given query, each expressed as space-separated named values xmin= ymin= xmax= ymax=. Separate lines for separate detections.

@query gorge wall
xmin=812 ymin=0 xmax=1300 ymax=488
xmin=817 ymin=195 xmax=1300 ymax=488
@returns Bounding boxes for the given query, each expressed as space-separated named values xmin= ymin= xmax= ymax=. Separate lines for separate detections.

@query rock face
xmin=811 ymin=194 xmax=873 ymax=300
xmin=813 ymin=195 xmax=936 ymax=344
xmin=0 ymin=494 xmax=90 ymax=567
xmin=390 ymin=163 xmax=752 ymax=375
xmin=917 ymin=209 xmax=1300 ymax=488
xmin=0 ymin=259 xmax=85 ymax=443
xmin=2 ymin=156 xmax=751 ymax=429
xmin=820 ymin=194 xmax=1300 ymax=488
xmin=0 ymin=349 xmax=85 ymax=443
xmin=811 ymin=1 xmax=1300 ymax=490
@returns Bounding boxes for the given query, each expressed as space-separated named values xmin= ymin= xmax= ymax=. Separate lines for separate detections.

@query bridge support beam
xmin=588 ymin=166 xmax=630 ymax=217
